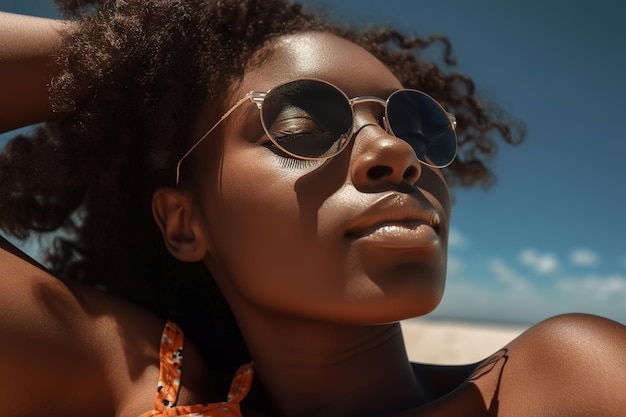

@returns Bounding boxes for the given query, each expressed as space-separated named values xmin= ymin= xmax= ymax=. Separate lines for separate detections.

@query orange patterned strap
xmin=226 ymin=363 xmax=254 ymax=404
xmin=157 ymin=321 xmax=185 ymax=409
xmin=138 ymin=321 xmax=254 ymax=417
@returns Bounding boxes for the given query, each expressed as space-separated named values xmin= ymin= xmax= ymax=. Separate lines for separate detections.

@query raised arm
xmin=0 ymin=12 xmax=69 ymax=133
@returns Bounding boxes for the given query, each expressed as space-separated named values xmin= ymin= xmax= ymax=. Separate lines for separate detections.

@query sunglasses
xmin=176 ymin=78 xmax=457 ymax=185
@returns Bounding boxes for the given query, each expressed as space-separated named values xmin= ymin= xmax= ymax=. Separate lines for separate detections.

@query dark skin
xmin=0 ymin=13 xmax=64 ymax=132
xmin=1 ymin=11 xmax=626 ymax=417
xmin=0 ymin=235 xmax=216 ymax=416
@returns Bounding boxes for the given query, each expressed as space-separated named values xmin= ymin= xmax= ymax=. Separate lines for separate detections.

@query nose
xmin=349 ymin=124 xmax=422 ymax=189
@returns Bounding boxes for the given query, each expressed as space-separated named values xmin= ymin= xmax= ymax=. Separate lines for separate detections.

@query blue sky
xmin=2 ymin=0 xmax=626 ymax=325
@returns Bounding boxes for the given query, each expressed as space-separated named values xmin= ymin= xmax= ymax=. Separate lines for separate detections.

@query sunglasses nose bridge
xmin=349 ymin=96 xmax=388 ymax=132
xmin=347 ymin=98 xmax=424 ymax=186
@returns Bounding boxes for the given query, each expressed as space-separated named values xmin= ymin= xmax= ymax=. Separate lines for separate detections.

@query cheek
xmin=418 ymin=166 xmax=452 ymax=221
xmin=200 ymin=145 xmax=328 ymax=292
xmin=200 ymin=147 xmax=365 ymax=318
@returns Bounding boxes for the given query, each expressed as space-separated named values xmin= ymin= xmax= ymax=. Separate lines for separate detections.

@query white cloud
xmin=448 ymin=228 xmax=467 ymax=249
xmin=435 ymin=274 xmax=626 ymax=325
xmin=488 ymin=258 xmax=530 ymax=292
xmin=556 ymin=274 xmax=626 ymax=303
xmin=435 ymin=255 xmax=626 ymax=325
xmin=433 ymin=279 xmax=552 ymax=324
xmin=519 ymin=248 xmax=559 ymax=275
xmin=569 ymin=249 xmax=598 ymax=267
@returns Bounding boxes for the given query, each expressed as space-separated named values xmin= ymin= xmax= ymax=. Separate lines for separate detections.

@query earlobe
xmin=152 ymin=187 xmax=209 ymax=262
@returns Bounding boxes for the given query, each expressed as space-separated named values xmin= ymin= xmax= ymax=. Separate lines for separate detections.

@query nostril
xmin=367 ymin=165 xmax=392 ymax=180
xmin=403 ymin=166 xmax=418 ymax=181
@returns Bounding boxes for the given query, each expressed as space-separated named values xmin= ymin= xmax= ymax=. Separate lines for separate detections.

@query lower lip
xmin=347 ymin=221 xmax=440 ymax=249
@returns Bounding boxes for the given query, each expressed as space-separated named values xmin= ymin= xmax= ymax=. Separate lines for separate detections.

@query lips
xmin=344 ymin=193 xmax=442 ymax=248
xmin=347 ymin=220 xmax=432 ymax=238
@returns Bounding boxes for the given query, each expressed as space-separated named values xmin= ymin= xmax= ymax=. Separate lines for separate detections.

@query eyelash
xmin=279 ymin=157 xmax=319 ymax=170
xmin=261 ymin=141 xmax=320 ymax=169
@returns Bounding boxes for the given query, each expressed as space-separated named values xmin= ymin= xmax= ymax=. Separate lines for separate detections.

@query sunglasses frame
xmin=175 ymin=78 xmax=457 ymax=185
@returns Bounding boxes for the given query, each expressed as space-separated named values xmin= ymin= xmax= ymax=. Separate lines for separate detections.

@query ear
xmin=152 ymin=187 xmax=209 ymax=262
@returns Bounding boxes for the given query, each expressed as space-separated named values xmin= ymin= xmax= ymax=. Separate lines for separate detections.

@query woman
xmin=1 ymin=1 xmax=625 ymax=416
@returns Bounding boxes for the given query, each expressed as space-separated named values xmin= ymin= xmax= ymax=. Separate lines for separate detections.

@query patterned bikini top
xmin=138 ymin=321 xmax=253 ymax=417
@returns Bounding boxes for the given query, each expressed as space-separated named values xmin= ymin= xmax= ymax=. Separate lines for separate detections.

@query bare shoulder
xmin=467 ymin=313 xmax=626 ymax=416
xmin=0 ymin=244 xmax=167 ymax=416
xmin=407 ymin=314 xmax=626 ymax=417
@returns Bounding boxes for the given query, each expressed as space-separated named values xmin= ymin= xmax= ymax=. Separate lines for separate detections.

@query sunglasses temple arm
xmin=175 ymin=94 xmax=253 ymax=185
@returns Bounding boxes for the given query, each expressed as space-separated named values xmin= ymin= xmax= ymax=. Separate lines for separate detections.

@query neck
xmin=237 ymin=311 xmax=426 ymax=417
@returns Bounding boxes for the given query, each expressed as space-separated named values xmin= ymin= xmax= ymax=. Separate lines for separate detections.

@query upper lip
xmin=344 ymin=193 xmax=442 ymax=238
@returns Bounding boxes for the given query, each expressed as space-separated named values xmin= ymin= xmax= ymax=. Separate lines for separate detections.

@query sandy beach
xmin=401 ymin=319 xmax=529 ymax=364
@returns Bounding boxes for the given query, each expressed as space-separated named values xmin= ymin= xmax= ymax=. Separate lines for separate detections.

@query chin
xmin=318 ymin=286 xmax=445 ymax=326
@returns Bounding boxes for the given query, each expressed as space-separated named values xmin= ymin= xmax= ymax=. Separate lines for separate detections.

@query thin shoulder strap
xmin=227 ymin=362 xmax=254 ymax=404
xmin=154 ymin=321 xmax=185 ymax=410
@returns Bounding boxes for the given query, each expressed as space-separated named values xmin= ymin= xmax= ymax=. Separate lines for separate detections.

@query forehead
xmin=237 ymin=32 xmax=403 ymax=99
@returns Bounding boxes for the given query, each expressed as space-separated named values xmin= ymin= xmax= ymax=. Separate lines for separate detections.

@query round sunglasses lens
xmin=260 ymin=80 xmax=352 ymax=159
xmin=386 ymin=90 xmax=457 ymax=167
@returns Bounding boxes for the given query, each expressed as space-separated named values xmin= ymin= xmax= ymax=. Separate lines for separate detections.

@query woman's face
xmin=192 ymin=32 xmax=452 ymax=324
